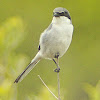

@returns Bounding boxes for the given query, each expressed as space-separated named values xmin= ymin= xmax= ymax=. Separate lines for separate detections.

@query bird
xmin=14 ymin=7 xmax=74 ymax=83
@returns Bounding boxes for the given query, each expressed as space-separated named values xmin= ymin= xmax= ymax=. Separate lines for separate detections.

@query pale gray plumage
xmin=14 ymin=7 xmax=74 ymax=83
xmin=53 ymin=7 xmax=68 ymax=13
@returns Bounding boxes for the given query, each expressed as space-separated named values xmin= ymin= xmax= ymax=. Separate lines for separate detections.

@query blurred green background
xmin=0 ymin=0 xmax=100 ymax=100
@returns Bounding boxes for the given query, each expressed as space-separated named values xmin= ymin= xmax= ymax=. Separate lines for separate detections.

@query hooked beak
xmin=53 ymin=12 xmax=60 ymax=17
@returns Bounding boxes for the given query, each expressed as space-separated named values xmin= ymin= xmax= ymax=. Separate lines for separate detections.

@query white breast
xmin=39 ymin=16 xmax=73 ymax=59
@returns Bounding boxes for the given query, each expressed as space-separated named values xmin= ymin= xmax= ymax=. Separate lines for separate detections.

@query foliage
xmin=84 ymin=81 xmax=100 ymax=100
xmin=0 ymin=17 xmax=29 ymax=100
xmin=26 ymin=86 xmax=57 ymax=100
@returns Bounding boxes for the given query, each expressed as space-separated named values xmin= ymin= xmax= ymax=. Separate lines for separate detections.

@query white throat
xmin=52 ymin=16 xmax=72 ymax=25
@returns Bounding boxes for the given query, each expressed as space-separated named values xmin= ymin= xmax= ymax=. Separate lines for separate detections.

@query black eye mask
xmin=53 ymin=12 xmax=71 ymax=20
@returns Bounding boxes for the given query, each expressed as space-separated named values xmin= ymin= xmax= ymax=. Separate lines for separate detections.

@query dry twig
xmin=38 ymin=75 xmax=58 ymax=100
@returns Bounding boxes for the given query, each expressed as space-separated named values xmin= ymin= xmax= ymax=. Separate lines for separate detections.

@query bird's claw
xmin=54 ymin=67 xmax=60 ymax=73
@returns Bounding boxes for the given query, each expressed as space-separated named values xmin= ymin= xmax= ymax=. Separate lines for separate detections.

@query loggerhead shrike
xmin=14 ymin=7 xmax=74 ymax=83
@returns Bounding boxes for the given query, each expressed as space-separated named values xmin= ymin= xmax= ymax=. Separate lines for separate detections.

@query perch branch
xmin=57 ymin=72 xmax=61 ymax=100
xmin=53 ymin=58 xmax=61 ymax=100
xmin=56 ymin=58 xmax=61 ymax=100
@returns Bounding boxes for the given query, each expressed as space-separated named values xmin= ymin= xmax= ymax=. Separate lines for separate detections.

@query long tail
xmin=14 ymin=52 xmax=41 ymax=83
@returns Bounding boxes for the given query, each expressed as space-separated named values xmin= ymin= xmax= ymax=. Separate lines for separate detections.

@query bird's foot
xmin=54 ymin=67 xmax=60 ymax=73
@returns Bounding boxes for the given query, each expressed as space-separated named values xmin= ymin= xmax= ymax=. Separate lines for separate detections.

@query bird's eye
xmin=61 ymin=12 xmax=64 ymax=14
xmin=64 ymin=12 xmax=67 ymax=14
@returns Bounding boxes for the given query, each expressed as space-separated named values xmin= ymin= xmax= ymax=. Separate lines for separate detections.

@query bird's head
xmin=53 ymin=7 xmax=71 ymax=20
